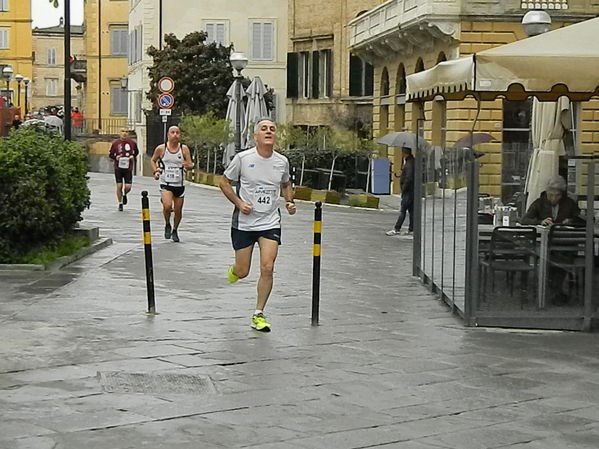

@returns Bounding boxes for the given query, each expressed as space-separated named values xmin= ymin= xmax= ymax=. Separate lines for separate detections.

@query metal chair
xmin=480 ymin=226 xmax=538 ymax=309
xmin=547 ymin=225 xmax=587 ymax=305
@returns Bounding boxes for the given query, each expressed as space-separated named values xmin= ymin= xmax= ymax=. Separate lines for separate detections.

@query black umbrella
xmin=376 ymin=131 xmax=430 ymax=150
xmin=453 ymin=132 xmax=494 ymax=148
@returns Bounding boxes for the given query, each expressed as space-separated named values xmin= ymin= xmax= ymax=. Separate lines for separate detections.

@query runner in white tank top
xmin=150 ymin=126 xmax=193 ymax=242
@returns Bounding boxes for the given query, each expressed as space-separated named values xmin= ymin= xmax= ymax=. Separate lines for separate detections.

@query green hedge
xmin=0 ymin=128 xmax=90 ymax=262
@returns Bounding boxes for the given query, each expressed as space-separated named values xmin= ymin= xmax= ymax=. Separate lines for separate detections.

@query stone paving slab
xmin=1 ymin=173 xmax=599 ymax=448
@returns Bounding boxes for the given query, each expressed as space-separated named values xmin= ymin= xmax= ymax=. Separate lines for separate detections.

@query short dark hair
xmin=401 ymin=147 xmax=412 ymax=154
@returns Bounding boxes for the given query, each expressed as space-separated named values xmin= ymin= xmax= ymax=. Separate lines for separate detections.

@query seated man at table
xmin=521 ymin=175 xmax=584 ymax=227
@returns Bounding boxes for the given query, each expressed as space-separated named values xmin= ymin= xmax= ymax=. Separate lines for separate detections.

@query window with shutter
xmin=287 ymin=53 xmax=298 ymax=98
xmin=0 ymin=29 xmax=8 ymax=49
xmin=0 ymin=0 xmax=7 ymax=12
xmin=111 ymin=86 xmax=128 ymax=115
xmin=251 ymin=21 xmax=274 ymax=61
xmin=205 ymin=22 xmax=226 ymax=45
xmin=46 ymin=78 xmax=58 ymax=96
xmin=311 ymin=51 xmax=319 ymax=99
xmin=111 ymin=28 xmax=128 ymax=56
xmin=48 ymin=48 xmax=56 ymax=66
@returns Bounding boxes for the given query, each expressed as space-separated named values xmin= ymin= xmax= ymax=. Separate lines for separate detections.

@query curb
xmin=0 ymin=237 xmax=113 ymax=272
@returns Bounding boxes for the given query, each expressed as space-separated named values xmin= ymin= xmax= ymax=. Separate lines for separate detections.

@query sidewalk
xmin=1 ymin=173 xmax=598 ymax=449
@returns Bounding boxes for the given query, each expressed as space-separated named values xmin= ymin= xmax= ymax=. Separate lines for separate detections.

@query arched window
xmin=394 ymin=64 xmax=406 ymax=131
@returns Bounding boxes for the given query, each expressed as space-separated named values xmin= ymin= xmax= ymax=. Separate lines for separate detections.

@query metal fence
xmin=414 ymin=147 xmax=598 ymax=331
xmin=71 ymin=118 xmax=128 ymax=136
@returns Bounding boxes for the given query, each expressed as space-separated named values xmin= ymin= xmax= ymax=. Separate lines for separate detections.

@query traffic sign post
xmin=158 ymin=77 xmax=175 ymax=93
xmin=157 ymin=93 xmax=174 ymax=109
xmin=157 ymin=77 xmax=175 ymax=144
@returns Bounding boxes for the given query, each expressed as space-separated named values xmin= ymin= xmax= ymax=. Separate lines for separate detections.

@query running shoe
xmin=164 ymin=223 xmax=172 ymax=239
xmin=118 ymin=204 xmax=123 ymax=211
xmin=171 ymin=229 xmax=180 ymax=242
xmin=251 ymin=313 xmax=271 ymax=332
xmin=227 ymin=265 xmax=239 ymax=284
xmin=122 ymin=194 xmax=128 ymax=205
xmin=385 ymin=229 xmax=399 ymax=236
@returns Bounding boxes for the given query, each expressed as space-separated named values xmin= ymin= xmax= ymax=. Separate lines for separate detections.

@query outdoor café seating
xmin=479 ymin=226 xmax=538 ymax=309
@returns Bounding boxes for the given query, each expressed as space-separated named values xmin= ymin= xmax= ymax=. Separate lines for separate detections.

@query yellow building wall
xmin=373 ymin=20 xmax=598 ymax=197
xmin=0 ymin=0 xmax=33 ymax=113
xmin=84 ymin=0 xmax=129 ymax=127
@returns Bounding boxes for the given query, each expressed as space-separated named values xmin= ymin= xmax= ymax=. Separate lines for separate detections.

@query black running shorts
xmin=115 ymin=169 xmax=133 ymax=184
xmin=231 ymin=227 xmax=281 ymax=250
xmin=160 ymin=184 xmax=185 ymax=198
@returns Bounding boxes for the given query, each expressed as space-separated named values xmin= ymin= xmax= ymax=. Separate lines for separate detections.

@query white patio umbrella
xmin=222 ymin=79 xmax=247 ymax=168
xmin=243 ymin=76 xmax=269 ymax=149
xmin=524 ymin=97 xmax=570 ymax=209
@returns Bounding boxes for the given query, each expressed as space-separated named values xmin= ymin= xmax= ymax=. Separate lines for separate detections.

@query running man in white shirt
xmin=150 ymin=126 xmax=193 ymax=242
xmin=219 ymin=118 xmax=296 ymax=332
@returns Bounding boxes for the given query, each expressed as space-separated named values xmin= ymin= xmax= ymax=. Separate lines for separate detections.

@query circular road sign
xmin=157 ymin=93 xmax=175 ymax=109
xmin=158 ymin=77 xmax=175 ymax=93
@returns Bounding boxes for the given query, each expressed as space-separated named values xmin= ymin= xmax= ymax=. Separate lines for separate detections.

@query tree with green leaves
xmin=179 ymin=113 xmax=231 ymax=173
xmin=147 ymin=32 xmax=235 ymax=117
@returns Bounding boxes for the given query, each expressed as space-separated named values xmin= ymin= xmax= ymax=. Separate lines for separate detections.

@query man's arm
xmin=281 ymin=181 xmax=296 ymax=215
xmin=219 ymin=176 xmax=252 ymax=215
xmin=181 ymin=145 xmax=194 ymax=170
xmin=108 ymin=142 xmax=117 ymax=160
xmin=150 ymin=145 xmax=164 ymax=180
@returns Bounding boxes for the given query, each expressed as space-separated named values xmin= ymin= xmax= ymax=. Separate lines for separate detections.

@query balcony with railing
xmin=348 ymin=0 xmax=596 ymax=63
xmin=348 ymin=0 xmax=460 ymax=63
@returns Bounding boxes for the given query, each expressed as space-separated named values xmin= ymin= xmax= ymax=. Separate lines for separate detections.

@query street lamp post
xmin=2 ymin=65 xmax=13 ymax=104
xmin=14 ymin=73 xmax=23 ymax=108
xmin=229 ymin=51 xmax=248 ymax=153
xmin=23 ymin=77 xmax=30 ymax=115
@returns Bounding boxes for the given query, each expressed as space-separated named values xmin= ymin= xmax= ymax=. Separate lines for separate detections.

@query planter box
xmin=211 ymin=174 xmax=223 ymax=187
xmin=311 ymin=189 xmax=340 ymax=204
xmin=293 ymin=185 xmax=312 ymax=201
xmin=348 ymin=193 xmax=380 ymax=209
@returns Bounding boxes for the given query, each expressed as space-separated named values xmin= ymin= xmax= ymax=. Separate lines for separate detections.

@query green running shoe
xmin=227 ymin=265 xmax=239 ymax=284
xmin=251 ymin=313 xmax=271 ymax=332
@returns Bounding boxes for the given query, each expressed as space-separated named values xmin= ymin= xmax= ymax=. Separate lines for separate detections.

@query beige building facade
xmin=286 ymin=0 xmax=383 ymax=129
xmin=128 ymin=0 xmax=288 ymax=171
xmin=349 ymin=0 xmax=599 ymax=196
xmin=31 ymin=22 xmax=84 ymax=113
xmin=83 ymin=0 xmax=129 ymax=133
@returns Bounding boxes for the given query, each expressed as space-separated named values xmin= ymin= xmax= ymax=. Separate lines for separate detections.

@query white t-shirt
xmin=223 ymin=147 xmax=290 ymax=231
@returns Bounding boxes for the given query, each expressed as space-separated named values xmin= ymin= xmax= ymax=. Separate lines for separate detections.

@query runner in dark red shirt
xmin=109 ymin=128 xmax=139 ymax=211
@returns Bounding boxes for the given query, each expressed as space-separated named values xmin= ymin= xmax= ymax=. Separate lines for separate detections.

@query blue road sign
xmin=157 ymin=93 xmax=174 ymax=109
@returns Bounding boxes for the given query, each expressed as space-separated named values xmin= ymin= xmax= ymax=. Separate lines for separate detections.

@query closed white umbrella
xmin=222 ymin=80 xmax=246 ymax=168
xmin=243 ymin=76 xmax=269 ymax=149
xmin=524 ymin=97 xmax=570 ymax=209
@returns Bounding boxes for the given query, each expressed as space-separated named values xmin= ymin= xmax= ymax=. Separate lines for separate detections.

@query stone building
xmin=286 ymin=0 xmax=383 ymax=130
xmin=31 ymin=20 xmax=84 ymax=113
xmin=349 ymin=0 xmax=599 ymax=197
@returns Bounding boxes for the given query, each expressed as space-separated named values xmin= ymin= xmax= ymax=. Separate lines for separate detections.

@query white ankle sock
xmin=254 ymin=309 xmax=263 ymax=316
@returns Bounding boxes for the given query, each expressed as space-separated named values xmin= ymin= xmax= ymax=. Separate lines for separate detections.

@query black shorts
xmin=115 ymin=169 xmax=133 ymax=184
xmin=160 ymin=184 xmax=185 ymax=198
xmin=231 ymin=227 xmax=281 ymax=251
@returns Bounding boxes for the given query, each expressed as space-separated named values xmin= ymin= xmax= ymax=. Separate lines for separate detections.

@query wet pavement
xmin=1 ymin=172 xmax=599 ymax=449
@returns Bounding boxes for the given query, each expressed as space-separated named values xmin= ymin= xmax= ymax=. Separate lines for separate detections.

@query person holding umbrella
xmin=386 ymin=146 xmax=415 ymax=237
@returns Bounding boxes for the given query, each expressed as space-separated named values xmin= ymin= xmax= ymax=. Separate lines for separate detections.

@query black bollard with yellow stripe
xmin=312 ymin=201 xmax=322 ymax=326
xmin=141 ymin=191 xmax=156 ymax=314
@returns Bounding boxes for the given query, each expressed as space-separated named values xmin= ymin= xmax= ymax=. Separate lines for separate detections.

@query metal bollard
xmin=141 ymin=191 xmax=156 ymax=314
xmin=312 ymin=201 xmax=322 ymax=326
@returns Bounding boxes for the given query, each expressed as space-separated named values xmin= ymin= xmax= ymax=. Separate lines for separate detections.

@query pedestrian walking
xmin=386 ymin=147 xmax=414 ymax=237
xmin=108 ymin=128 xmax=139 ymax=211
xmin=150 ymin=126 xmax=193 ymax=243
xmin=219 ymin=118 xmax=296 ymax=332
